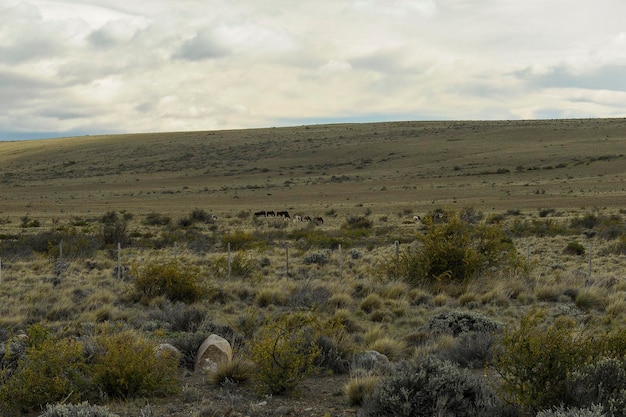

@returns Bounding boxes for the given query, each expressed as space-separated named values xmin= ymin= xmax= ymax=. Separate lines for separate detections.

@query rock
xmin=352 ymin=350 xmax=390 ymax=372
xmin=194 ymin=334 xmax=232 ymax=373
xmin=273 ymin=405 xmax=294 ymax=416
xmin=155 ymin=343 xmax=181 ymax=358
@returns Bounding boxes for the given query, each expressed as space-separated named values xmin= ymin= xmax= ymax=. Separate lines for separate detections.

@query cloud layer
xmin=2 ymin=0 xmax=626 ymax=139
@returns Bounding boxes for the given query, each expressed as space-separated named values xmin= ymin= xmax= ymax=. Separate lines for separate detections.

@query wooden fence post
xmin=228 ymin=242 xmax=231 ymax=280
xmin=338 ymin=244 xmax=343 ymax=280
xmin=589 ymin=241 xmax=593 ymax=279
xmin=117 ymin=242 xmax=121 ymax=280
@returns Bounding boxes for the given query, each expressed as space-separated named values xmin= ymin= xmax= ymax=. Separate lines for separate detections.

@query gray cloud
xmin=172 ymin=30 xmax=230 ymax=61
xmin=515 ymin=64 xmax=626 ymax=92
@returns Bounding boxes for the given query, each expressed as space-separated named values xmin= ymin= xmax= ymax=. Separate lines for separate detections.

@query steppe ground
xmin=1 ymin=118 xmax=624 ymax=221
xmin=0 ymin=118 xmax=625 ymax=417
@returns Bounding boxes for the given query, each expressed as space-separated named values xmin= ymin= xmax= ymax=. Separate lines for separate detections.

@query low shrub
xmin=131 ymin=257 xmax=208 ymax=303
xmin=213 ymin=252 xmax=257 ymax=279
xmin=92 ymin=326 xmax=181 ymax=399
xmin=361 ymin=355 xmax=502 ymax=417
xmin=39 ymin=402 xmax=120 ymax=417
xmin=221 ymin=230 xmax=256 ymax=251
xmin=564 ymin=241 xmax=586 ymax=256
xmin=382 ymin=209 xmax=522 ymax=289
xmin=0 ymin=326 xmax=87 ymax=414
xmin=303 ymin=252 xmax=329 ymax=266
xmin=249 ymin=311 xmax=321 ymax=394
xmin=437 ymin=331 xmax=496 ymax=369
xmin=536 ymin=405 xmax=605 ymax=417
xmin=566 ymin=356 xmax=626 ymax=416
xmin=144 ymin=212 xmax=171 ymax=226
xmin=342 ymin=216 xmax=373 ymax=230
xmin=428 ymin=310 xmax=504 ymax=336
xmin=491 ymin=311 xmax=588 ymax=413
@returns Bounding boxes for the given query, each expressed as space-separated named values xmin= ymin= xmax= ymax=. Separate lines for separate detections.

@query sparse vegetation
xmin=0 ymin=120 xmax=625 ymax=416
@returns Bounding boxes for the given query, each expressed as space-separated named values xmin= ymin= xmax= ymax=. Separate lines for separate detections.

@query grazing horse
xmin=276 ymin=211 xmax=290 ymax=219
xmin=314 ymin=217 xmax=324 ymax=225
xmin=254 ymin=211 xmax=266 ymax=218
xmin=293 ymin=214 xmax=303 ymax=223
xmin=303 ymin=216 xmax=312 ymax=222
xmin=412 ymin=215 xmax=421 ymax=223
xmin=266 ymin=211 xmax=276 ymax=217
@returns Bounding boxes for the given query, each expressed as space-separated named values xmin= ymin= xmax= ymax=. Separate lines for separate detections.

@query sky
xmin=2 ymin=0 xmax=626 ymax=140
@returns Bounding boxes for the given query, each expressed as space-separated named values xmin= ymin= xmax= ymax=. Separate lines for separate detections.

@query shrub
xmin=428 ymin=310 xmax=504 ymax=336
xmin=144 ymin=212 xmax=171 ymax=226
xmin=303 ymin=252 xmax=329 ymax=266
xmin=314 ymin=333 xmax=351 ymax=374
xmin=0 ymin=327 xmax=87 ymax=414
xmin=564 ymin=241 xmax=586 ymax=256
xmin=92 ymin=326 xmax=180 ymax=399
xmin=570 ymin=213 xmax=598 ymax=229
xmin=385 ymin=209 xmax=521 ymax=289
xmin=249 ymin=311 xmax=321 ymax=394
xmin=213 ymin=252 xmax=257 ymax=279
xmin=131 ymin=257 xmax=207 ymax=303
xmin=536 ymin=405 xmax=605 ymax=417
xmin=491 ymin=311 xmax=588 ymax=413
xmin=342 ymin=216 xmax=373 ymax=230
xmin=437 ymin=331 xmax=496 ymax=369
xmin=39 ymin=402 xmax=120 ymax=417
xmin=566 ymin=356 xmax=626 ymax=416
xmin=221 ymin=230 xmax=255 ymax=251
xmin=361 ymin=356 xmax=501 ymax=417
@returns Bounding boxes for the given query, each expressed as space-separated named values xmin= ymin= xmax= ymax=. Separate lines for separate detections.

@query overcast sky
xmin=2 ymin=0 xmax=626 ymax=140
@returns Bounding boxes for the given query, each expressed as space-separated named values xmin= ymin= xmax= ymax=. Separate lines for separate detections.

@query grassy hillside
xmin=1 ymin=118 xmax=625 ymax=222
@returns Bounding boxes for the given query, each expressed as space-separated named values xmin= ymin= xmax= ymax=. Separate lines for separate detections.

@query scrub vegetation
xmin=1 ymin=119 xmax=626 ymax=417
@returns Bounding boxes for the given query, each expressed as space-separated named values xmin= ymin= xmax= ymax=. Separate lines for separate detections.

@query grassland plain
xmin=0 ymin=119 xmax=625 ymax=417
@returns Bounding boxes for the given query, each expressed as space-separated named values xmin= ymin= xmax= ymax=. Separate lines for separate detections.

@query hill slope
xmin=1 ymin=119 xmax=625 ymax=220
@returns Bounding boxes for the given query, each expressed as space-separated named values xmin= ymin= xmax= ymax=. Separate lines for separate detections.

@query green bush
xmin=342 ymin=216 xmax=373 ymax=230
xmin=131 ymin=257 xmax=208 ymax=303
xmin=213 ymin=252 xmax=257 ymax=279
xmin=491 ymin=311 xmax=588 ymax=413
xmin=39 ymin=402 xmax=120 ymax=417
xmin=0 ymin=326 xmax=87 ymax=414
xmin=221 ymin=230 xmax=256 ymax=250
xmin=92 ymin=327 xmax=180 ymax=399
xmin=144 ymin=212 xmax=171 ymax=226
xmin=508 ymin=218 xmax=569 ymax=237
xmin=288 ymin=229 xmax=341 ymax=250
xmin=385 ymin=209 xmax=521 ymax=289
xmin=361 ymin=356 xmax=501 ymax=417
xmin=564 ymin=241 xmax=586 ymax=256
xmin=249 ymin=311 xmax=321 ymax=394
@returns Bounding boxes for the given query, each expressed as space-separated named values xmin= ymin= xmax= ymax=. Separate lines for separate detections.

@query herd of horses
xmin=253 ymin=210 xmax=324 ymax=225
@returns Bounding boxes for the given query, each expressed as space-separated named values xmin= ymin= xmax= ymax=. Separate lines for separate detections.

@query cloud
xmin=515 ymin=64 xmax=626 ymax=92
xmin=2 ymin=0 xmax=626 ymax=140
xmin=173 ymin=29 xmax=231 ymax=61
